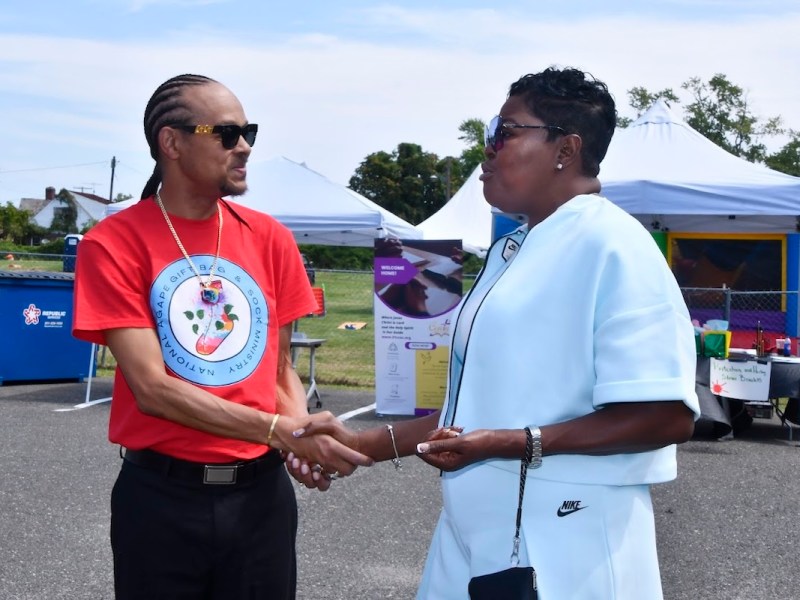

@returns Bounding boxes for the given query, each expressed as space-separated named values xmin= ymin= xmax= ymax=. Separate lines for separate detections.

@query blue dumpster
xmin=0 ymin=271 xmax=96 ymax=385
xmin=63 ymin=234 xmax=83 ymax=273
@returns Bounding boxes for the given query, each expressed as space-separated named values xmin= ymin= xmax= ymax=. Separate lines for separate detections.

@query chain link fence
xmin=681 ymin=287 xmax=799 ymax=334
xmin=1 ymin=251 xmax=65 ymax=271
xmin=0 ymin=257 xmax=473 ymax=389
xmin=294 ymin=269 xmax=476 ymax=389
xmin=90 ymin=282 xmax=799 ymax=386
xmin=9 ymin=250 xmax=800 ymax=387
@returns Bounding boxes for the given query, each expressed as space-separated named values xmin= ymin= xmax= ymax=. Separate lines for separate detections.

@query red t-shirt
xmin=73 ymin=197 xmax=317 ymax=462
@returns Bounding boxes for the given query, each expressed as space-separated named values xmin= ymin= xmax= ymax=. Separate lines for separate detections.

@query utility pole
xmin=108 ymin=156 xmax=117 ymax=202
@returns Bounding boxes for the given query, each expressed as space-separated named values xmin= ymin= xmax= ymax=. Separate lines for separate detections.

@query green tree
xmin=625 ymin=74 xmax=798 ymax=175
xmin=457 ymin=118 xmax=486 ymax=177
xmin=113 ymin=192 xmax=133 ymax=203
xmin=765 ymin=131 xmax=800 ymax=176
xmin=0 ymin=202 xmax=32 ymax=243
xmin=627 ymin=86 xmax=680 ymax=115
xmin=349 ymin=143 xmax=454 ymax=224
xmin=49 ymin=188 xmax=79 ymax=235
xmin=80 ymin=219 xmax=99 ymax=234
xmin=682 ymin=74 xmax=782 ymax=163
xmin=0 ymin=202 xmax=47 ymax=245
xmin=619 ymin=87 xmax=681 ymax=127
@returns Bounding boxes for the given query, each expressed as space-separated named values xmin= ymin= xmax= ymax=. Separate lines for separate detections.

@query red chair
xmin=309 ymin=286 xmax=326 ymax=317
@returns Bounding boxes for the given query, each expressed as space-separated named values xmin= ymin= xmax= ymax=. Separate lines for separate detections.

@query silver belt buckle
xmin=203 ymin=465 xmax=238 ymax=485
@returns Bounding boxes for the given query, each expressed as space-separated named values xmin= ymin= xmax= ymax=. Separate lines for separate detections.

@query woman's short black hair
xmin=509 ymin=67 xmax=617 ymax=177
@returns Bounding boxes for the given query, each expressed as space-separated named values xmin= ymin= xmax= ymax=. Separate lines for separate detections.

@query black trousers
xmin=111 ymin=457 xmax=297 ymax=600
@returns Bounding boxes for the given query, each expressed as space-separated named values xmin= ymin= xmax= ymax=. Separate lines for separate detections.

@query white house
xmin=19 ymin=186 xmax=110 ymax=231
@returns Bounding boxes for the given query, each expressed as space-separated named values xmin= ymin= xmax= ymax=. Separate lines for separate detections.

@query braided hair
xmin=140 ymin=74 xmax=217 ymax=199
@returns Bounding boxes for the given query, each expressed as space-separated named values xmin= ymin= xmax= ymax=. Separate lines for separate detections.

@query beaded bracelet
xmin=386 ymin=424 xmax=403 ymax=470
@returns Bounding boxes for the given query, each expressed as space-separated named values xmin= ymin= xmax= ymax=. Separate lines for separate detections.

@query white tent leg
xmin=84 ymin=343 xmax=96 ymax=404
xmin=54 ymin=343 xmax=111 ymax=412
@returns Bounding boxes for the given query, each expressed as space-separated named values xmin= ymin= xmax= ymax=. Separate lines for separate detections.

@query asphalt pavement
xmin=1 ymin=378 xmax=799 ymax=600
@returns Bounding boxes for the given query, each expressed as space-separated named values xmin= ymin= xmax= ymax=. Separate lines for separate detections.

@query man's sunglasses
xmin=484 ymin=115 xmax=565 ymax=152
xmin=173 ymin=123 xmax=258 ymax=149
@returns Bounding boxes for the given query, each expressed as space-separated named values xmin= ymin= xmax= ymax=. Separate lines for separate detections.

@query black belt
xmin=122 ymin=447 xmax=283 ymax=485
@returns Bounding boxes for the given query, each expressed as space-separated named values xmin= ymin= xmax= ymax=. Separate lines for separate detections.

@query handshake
xmin=269 ymin=410 xmax=468 ymax=492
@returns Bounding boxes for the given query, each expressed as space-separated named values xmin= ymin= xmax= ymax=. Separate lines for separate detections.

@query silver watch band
xmin=529 ymin=426 xmax=542 ymax=469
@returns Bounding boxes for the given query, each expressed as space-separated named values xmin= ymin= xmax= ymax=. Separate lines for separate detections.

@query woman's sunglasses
xmin=484 ymin=115 xmax=565 ymax=152
xmin=173 ymin=123 xmax=258 ymax=149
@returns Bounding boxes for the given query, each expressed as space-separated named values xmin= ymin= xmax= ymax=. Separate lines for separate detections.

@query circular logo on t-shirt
xmin=150 ymin=256 xmax=268 ymax=386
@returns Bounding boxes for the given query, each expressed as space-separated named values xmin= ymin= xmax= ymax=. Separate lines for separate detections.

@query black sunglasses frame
xmin=484 ymin=116 xmax=565 ymax=152
xmin=173 ymin=123 xmax=258 ymax=149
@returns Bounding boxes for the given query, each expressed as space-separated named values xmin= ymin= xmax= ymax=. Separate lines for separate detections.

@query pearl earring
xmin=556 ymin=163 xmax=563 ymax=171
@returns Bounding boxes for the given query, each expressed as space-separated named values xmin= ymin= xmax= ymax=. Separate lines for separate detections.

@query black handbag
xmin=468 ymin=431 xmax=538 ymax=599
xmin=467 ymin=566 xmax=536 ymax=599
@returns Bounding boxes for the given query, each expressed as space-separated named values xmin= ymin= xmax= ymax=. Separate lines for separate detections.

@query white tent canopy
xmin=243 ymin=156 xmax=419 ymax=246
xmin=417 ymin=167 xmax=493 ymax=256
xmin=600 ymin=99 xmax=800 ymax=232
xmin=417 ymin=99 xmax=800 ymax=247
xmin=104 ymin=156 xmax=420 ymax=246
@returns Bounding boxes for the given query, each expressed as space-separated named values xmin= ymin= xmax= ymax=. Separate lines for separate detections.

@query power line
xmin=0 ymin=161 xmax=108 ymax=175
xmin=115 ymin=161 xmax=148 ymax=176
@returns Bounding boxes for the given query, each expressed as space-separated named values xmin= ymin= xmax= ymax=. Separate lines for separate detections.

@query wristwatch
xmin=529 ymin=426 xmax=543 ymax=469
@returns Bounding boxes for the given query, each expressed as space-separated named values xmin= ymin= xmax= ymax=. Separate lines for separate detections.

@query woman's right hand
xmin=416 ymin=428 xmax=495 ymax=471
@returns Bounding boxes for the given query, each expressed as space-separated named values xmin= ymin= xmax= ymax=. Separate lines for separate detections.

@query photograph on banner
xmin=373 ymin=238 xmax=463 ymax=416
xmin=374 ymin=238 xmax=463 ymax=318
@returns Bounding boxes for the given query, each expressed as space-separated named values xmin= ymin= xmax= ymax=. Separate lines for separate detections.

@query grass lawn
xmin=3 ymin=260 xmax=472 ymax=390
xmin=2 ymin=261 xmax=379 ymax=388
xmin=293 ymin=271 xmax=376 ymax=388
xmin=1 ymin=257 xmax=64 ymax=271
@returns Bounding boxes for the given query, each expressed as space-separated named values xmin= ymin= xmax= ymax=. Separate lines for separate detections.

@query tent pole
xmin=84 ymin=343 xmax=96 ymax=404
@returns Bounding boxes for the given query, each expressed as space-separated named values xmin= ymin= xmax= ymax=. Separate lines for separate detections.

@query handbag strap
xmin=510 ymin=427 xmax=534 ymax=567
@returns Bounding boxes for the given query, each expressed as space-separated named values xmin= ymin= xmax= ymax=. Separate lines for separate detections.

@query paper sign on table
xmin=709 ymin=359 xmax=771 ymax=401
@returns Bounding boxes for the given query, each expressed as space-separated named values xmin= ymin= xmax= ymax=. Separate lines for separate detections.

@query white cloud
xmin=1 ymin=5 xmax=799 ymax=202
xmin=125 ymin=0 xmax=231 ymax=12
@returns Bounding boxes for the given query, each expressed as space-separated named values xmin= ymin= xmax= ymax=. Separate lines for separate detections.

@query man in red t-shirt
xmin=73 ymin=74 xmax=372 ymax=600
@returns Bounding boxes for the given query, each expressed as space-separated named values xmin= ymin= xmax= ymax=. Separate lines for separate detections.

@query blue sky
xmin=1 ymin=0 xmax=798 ymax=204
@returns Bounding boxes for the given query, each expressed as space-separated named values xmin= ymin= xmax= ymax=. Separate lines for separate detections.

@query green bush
xmin=38 ymin=238 xmax=66 ymax=254
xmin=0 ymin=241 xmax=32 ymax=254
xmin=300 ymin=245 xmax=373 ymax=270
xmin=300 ymin=244 xmax=484 ymax=275
xmin=0 ymin=239 xmax=66 ymax=254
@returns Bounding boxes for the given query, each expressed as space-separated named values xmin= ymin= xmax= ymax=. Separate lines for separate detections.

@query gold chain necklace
xmin=155 ymin=191 xmax=223 ymax=302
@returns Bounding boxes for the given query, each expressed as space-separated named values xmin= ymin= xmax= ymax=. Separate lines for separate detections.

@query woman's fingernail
xmin=417 ymin=443 xmax=429 ymax=454
xmin=292 ymin=428 xmax=305 ymax=437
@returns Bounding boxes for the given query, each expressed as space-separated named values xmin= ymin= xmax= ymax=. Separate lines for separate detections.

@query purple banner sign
xmin=374 ymin=257 xmax=419 ymax=285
